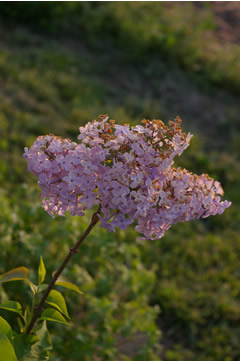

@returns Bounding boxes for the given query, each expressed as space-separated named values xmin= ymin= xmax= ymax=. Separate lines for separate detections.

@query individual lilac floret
xmin=24 ymin=115 xmax=231 ymax=240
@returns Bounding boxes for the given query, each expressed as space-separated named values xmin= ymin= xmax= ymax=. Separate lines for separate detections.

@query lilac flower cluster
xmin=24 ymin=115 xmax=231 ymax=239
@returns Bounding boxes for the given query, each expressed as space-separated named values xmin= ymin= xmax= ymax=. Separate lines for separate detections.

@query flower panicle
xmin=24 ymin=115 xmax=231 ymax=240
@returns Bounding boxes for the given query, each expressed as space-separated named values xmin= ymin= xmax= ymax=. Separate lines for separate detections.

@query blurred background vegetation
xmin=0 ymin=2 xmax=239 ymax=360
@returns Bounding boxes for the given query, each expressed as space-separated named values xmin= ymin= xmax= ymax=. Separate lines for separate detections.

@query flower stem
xmin=26 ymin=205 xmax=101 ymax=334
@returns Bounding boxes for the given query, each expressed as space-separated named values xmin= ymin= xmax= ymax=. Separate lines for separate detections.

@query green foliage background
xmin=0 ymin=2 xmax=239 ymax=360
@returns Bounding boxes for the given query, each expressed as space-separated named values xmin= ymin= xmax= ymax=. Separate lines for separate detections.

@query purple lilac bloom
xmin=24 ymin=115 xmax=231 ymax=240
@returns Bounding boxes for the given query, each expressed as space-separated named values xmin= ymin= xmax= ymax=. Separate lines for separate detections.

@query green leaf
xmin=23 ymin=307 xmax=31 ymax=327
xmin=0 ymin=301 xmax=22 ymax=314
xmin=14 ymin=321 xmax=52 ymax=361
xmin=0 ymin=316 xmax=12 ymax=339
xmin=31 ymin=322 xmax=43 ymax=334
xmin=17 ymin=317 xmax=25 ymax=334
xmin=38 ymin=284 xmax=48 ymax=293
xmin=26 ymin=280 xmax=38 ymax=295
xmin=0 ymin=331 xmax=18 ymax=361
xmin=13 ymin=334 xmax=40 ymax=361
xmin=40 ymin=308 xmax=68 ymax=325
xmin=55 ymin=280 xmax=83 ymax=294
xmin=0 ymin=267 xmax=29 ymax=284
xmin=38 ymin=257 xmax=46 ymax=285
xmin=35 ymin=321 xmax=52 ymax=351
xmin=46 ymin=290 xmax=70 ymax=319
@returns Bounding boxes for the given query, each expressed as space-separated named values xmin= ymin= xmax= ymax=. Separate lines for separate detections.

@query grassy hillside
xmin=0 ymin=3 xmax=239 ymax=360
